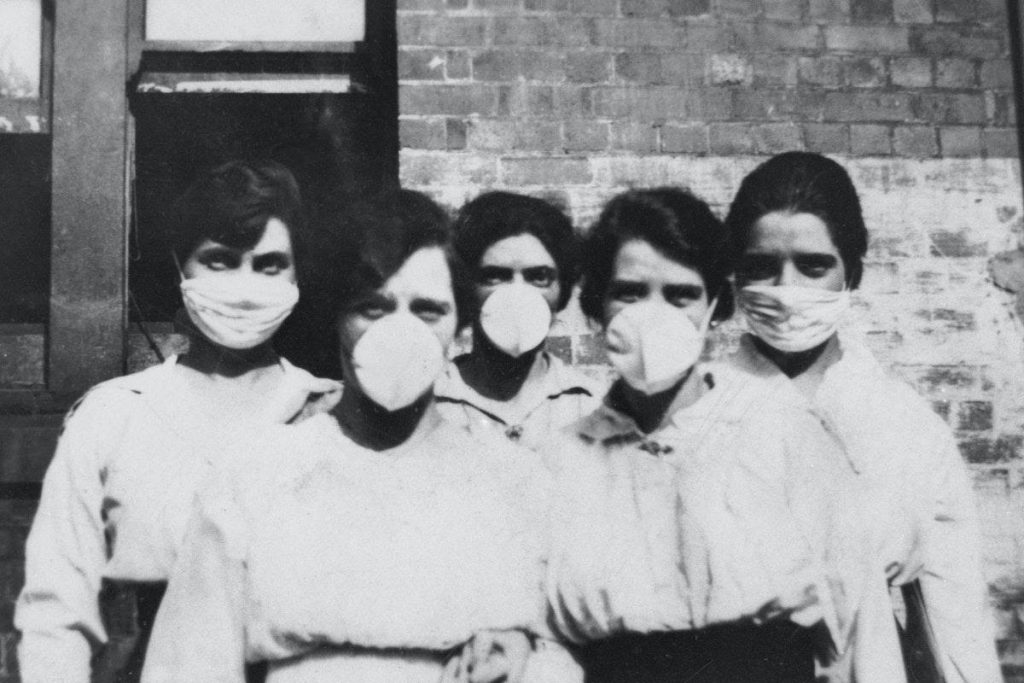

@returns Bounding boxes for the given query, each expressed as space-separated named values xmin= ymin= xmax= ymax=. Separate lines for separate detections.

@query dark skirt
xmin=578 ymin=621 xmax=817 ymax=683
xmin=91 ymin=580 xmax=267 ymax=683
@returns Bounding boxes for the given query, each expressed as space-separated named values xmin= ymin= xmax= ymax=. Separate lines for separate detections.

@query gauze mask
xmin=479 ymin=284 xmax=553 ymax=358
xmin=605 ymin=300 xmax=715 ymax=395
xmin=351 ymin=313 xmax=446 ymax=412
xmin=738 ymin=284 xmax=850 ymax=353
xmin=180 ymin=275 xmax=298 ymax=350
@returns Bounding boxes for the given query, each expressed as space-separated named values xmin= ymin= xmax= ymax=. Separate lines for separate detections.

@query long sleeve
xmin=914 ymin=426 xmax=1001 ymax=683
xmin=141 ymin=480 xmax=249 ymax=683
xmin=15 ymin=390 xmax=129 ymax=683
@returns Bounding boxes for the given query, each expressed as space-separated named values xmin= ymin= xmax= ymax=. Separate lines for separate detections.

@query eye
xmin=737 ymin=254 xmax=780 ymax=282
xmin=524 ymin=266 xmax=556 ymax=288
xmin=352 ymin=294 xmax=393 ymax=321
xmin=253 ymin=253 xmax=291 ymax=276
xmin=197 ymin=249 xmax=239 ymax=271
xmin=664 ymin=285 xmax=704 ymax=308
xmin=411 ymin=299 xmax=450 ymax=323
xmin=794 ymin=254 xmax=839 ymax=279
xmin=477 ymin=266 xmax=512 ymax=287
xmin=607 ymin=282 xmax=646 ymax=304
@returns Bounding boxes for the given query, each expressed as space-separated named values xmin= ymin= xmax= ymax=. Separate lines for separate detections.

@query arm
xmin=15 ymin=391 xmax=128 ymax=683
xmin=915 ymin=425 xmax=1001 ymax=682
xmin=141 ymin=480 xmax=249 ymax=683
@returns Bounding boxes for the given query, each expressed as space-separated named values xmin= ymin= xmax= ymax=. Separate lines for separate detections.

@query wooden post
xmin=48 ymin=0 xmax=129 ymax=392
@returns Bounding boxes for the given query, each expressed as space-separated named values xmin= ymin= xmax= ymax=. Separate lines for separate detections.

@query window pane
xmin=0 ymin=0 xmax=41 ymax=101
xmin=146 ymin=0 xmax=365 ymax=42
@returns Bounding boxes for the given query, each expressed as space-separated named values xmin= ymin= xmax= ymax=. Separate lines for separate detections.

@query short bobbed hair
xmin=452 ymin=191 xmax=579 ymax=317
xmin=725 ymin=151 xmax=868 ymax=289
xmin=579 ymin=187 xmax=734 ymax=325
xmin=167 ymin=159 xmax=305 ymax=268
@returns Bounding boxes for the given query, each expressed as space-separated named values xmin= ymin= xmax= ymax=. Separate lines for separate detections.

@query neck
xmin=610 ymin=366 xmax=706 ymax=434
xmin=334 ymin=386 xmax=438 ymax=452
xmin=753 ymin=333 xmax=841 ymax=380
xmin=460 ymin=328 xmax=544 ymax=401
xmin=179 ymin=330 xmax=280 ymax=379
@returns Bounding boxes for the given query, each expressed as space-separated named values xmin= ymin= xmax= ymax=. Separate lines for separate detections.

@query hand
xmin=440 ymin=630 xmax=532 ymax=683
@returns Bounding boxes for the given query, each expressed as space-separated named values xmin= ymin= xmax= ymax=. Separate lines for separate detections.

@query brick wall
xmin=0 ymin=0 xmax=1022 ymax=678
xmin=396 ymin=0 xmax=1024 ymax=678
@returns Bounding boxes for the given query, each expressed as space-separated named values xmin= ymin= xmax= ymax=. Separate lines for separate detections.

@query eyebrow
xmin=410 ymin=296 xmax=453 ymax=311
xmin=663 ymin=283 xmax=705 ymax=297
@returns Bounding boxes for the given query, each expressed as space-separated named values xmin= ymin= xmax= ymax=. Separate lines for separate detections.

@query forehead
xmin=612 ymin=239 xmax=704 ymax=287
xmin=747 ymin=211 xmax=838 ymax=255
xmin=381 ymin=246 xmax=454 ymax=302
xmin=191 ymin=216 xmax=293 ymax=256
xmin=480 ymin=233 xmax=555 ymax=268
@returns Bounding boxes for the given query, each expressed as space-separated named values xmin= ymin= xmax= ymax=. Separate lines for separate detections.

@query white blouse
xmin=15 ymin=356 xmax=340 ymax=683
xmin=545 ymin=364 xmax=903 ymax=680
xmin=730 ymin=333 xmax=1002 ymax=682
xmin=142 ymin=412 xmax=560 ymax=683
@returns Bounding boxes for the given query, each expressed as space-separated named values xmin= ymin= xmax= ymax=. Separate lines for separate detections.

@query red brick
xmin=909 ymin=26 xmax=1004 ymax=58
xmin=399 ymin=49 xmax=449 ymax=80
xmin=733 ymin=89 xmax=825 ymax=121
xmin=472 ymin=51 xmax=521 ymax=82
xmin=764 ymin=0 xmax=805 ymax=20
xmin=500 ymin=157 xmax=593 ymax=185
xmin=824 ymin=92 xmax=913 ymax=121
xmin=803 ymin=123 xmax=850 ymax=152
xmin=683 ymin=23 xmax=740 ymax=52
xmin=615 ymin=53 xmax=663 ymax=83
xmin=893 ymin=125 xmax=938 ymax=157
xmin=753 ymin=55 xmax=799 ymax=87
xmin=980 ymin=60 xmax=1014 ymax=89
xmin=983 ymin=128 xmax=1021 ymax=158
xmin=401 ymin=84 xmax=502 ymax=116
xmin=564 ymin=120 xmax=610 ymax=151
xmin=513 ymin=120 xmax=563 ymax=151
xmin=939 ymin=126 xmax=983 ymax=157
xmin=850 ymin=124 xmax=893 ymax=154
xmin=670 ymin=0 xmax=712 ymax=14
xmin=400 ymin=153 xmax=499 ymax=186
xmin=751 ymin=123 xmax=803 ymax=153
xmin=989 ymin=92 xmax=1016 ymax=127
xmin=845 ymin=57 xmax=887 ymax=88
xmin=718 ymin=0 xmax=758 ymax=17
xmin=660 ymin=54 xmax=706 ymax=85
xmin=929 ymin=229 xmax=988 ymax=256
xmin=959 ymin=434 xmax=1022 ymax=464
xmin=935 ymin=58 xmax=978 ymax=88
xmin=890 ymin=57 xmax=932 ymax=87
xmin=592 ymin=86 xmax=731 ymax=121
xmin=593 ymin=18 xmax=688 ymax=47
xmin=520 ymin=52 xmax=568 ymax=82
xmin=400 ymin=118 xmax=447 ymax=150
xmin=914 ymin=93 xmax=986 ymax=124
xmin=709 ymin=122 xmax=758 ymax=154
xmin=734 ymin=22 xmax=821 ymax=51
xmin=661 ymin=122 xmax=710 ymax=153
xmin=398 ymin=15 xmax=489 ymax=47
xmin=935 ymin=0 xmax=1007 ymax=24
xmin=709 ymin=54 xmax=753 ymax=86
xmin=958 ymin=400 xmax=994 ymax=431
xmin=466 ymin=118 xmax=517 ymax=151
xmin=612 ymin=121 xmax=660 ymax=152
xmin=851 ymin=0 xmax=892 ymax=21
xmin=893 ymin=0 xmax=932 ymax=22
xmin=622 ymin=0 xmax=670 ymax=15
xmin=446 ymin=118 xmax=467 ymax=150
xmin=574 ymin=332 xmax=609 ymax=365
xmin=825 ymin=25 xmax=910 ymax=52
xmin=446 ymin=50 xmax=472 ymax=79
xmin=810 ymin=0 xmax=852 ymax=21
xmin=565 ymin=53 xmax=612 ymax=83
xmin=475 ymin=0 xmax=517 ymax=9
xmin=799 ymin=56 xmax=843 ymax=87
xmin=493 ymin=16 xmax=595 ymax=46
xmin=398 ymin=0 xmax=445 ymax=8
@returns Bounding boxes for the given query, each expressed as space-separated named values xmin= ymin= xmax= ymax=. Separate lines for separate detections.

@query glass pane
xmin=146 ymin=0 xmax=365 ymax=42
xmin=0 ymin=0 xmax=41 ymax=100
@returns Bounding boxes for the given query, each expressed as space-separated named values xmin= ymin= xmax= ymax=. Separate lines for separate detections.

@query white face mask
xmin=605 ymin=300 xmax=714 ymax=395
xmin=478 ymin=284 xmax=553 ymax=358
xmin=180 ymin=275 xmax=298 ymax=350
xmin=738 ymin=284 xmax=850 ymax=353
xmin=350 ymin=313 xmax=447 ymax=412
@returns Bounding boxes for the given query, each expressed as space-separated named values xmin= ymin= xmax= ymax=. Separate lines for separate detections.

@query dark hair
xmin=168 ymin=159 xmax=305 ymax=268
xmin=725 ymin=151 xmax=868 ymax=289
xmin=285 ymin=190 xmax=459 ymax=378
xmin=579 ymin=187 xmax=733 ymax=324
xmin=452 ymin=191 xmax=579 ymax=317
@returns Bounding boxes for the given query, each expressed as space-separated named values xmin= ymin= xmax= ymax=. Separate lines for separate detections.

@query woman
xmin=15 ymin=160 xmax=341 ymax=683
xmin=435 ymin=191 xmax=601 ymax=450
xmin=545 ymin=187 xmax=901 ymax=682
xmin=725 ymin=151 xmax=1001 ymax=682
xmin=141 ymin=190 xmax=578 ymax=683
